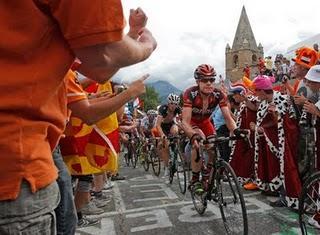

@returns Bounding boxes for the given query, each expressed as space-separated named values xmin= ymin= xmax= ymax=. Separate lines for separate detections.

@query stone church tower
xmin=226 ymin=6 xmax=264 ymax=82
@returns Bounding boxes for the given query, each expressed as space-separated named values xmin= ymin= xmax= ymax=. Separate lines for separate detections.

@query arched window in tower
xmin=233 ymin=55 xmax=239 ymax=68
xmin=252 ymin=54 xmax=257 ymax=64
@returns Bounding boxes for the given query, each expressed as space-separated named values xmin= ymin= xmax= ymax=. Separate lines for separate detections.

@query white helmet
xmin=147 ymin=109 xmax=157 ymax=116
xmin=167 ymin=93 xmax=180 ymax=105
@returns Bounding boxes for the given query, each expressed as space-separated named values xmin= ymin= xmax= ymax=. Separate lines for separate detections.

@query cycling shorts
xmin=190 ymin=118 xmax=215 ymax=138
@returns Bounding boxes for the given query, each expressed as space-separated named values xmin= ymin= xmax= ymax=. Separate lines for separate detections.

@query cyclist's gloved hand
xmin=233 ymin=128 xmax=249 ymax=137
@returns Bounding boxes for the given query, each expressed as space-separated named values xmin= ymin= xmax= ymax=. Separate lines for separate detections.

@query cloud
xmin=114 ymin=0 xmax=320 ymax=90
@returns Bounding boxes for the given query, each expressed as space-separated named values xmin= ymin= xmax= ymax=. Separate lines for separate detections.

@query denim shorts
xmin=0 ymin=180 xmax=60 ymax=235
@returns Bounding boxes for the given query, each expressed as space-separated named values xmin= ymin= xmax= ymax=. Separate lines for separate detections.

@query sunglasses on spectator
xmin=199 ymin=78 xmax=215 ymax=83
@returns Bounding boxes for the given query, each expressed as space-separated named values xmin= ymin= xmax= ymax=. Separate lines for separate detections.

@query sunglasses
xmin=199 ymin=78 xmax=215 ymax=83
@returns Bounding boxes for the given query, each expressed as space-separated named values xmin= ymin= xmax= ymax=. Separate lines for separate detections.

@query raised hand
xmin=128 ymin=8 xmax=148 ymax=39
xmin=303 ymin=101 xmax=320 ymax=116
xmin=138 ymin=28 xmax=157 ymax=51
xmin=127 ymin=74 xmax=150 ymax=98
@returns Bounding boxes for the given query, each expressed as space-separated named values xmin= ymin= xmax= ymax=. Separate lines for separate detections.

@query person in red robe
xmin=228 ymin=83 xmax=258 ymax=190
xmin=251 ymin=75 xmax=301 ymax=209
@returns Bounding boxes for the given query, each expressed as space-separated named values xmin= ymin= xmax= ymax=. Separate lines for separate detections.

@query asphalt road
xmin=75 ymin=162 xmax=318 ymax=235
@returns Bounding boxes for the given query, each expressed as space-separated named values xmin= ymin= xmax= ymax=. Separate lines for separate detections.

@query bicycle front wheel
xmin=214 ymin=160 xmax=248 ymax=235
xmin=151 ymin=149 xmax=161 ymax=176
xmin=299 ymin=171 xmax=320 ymax=235
xmin=176 ymin=151 xmax=187 ymax=194
xmin=141 ymin=151 xmax=150 ymax=171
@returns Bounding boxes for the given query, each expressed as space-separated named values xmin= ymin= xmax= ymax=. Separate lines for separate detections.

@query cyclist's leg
xmin=199 ymin=119 xmax=216 ymax=172
xmin=190 ymin=127 xmax=205 ymax=185
xmin=160 ymin=123 xmax=171 ymax=169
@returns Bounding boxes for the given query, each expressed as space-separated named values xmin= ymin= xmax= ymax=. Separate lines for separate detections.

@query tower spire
xmin=232 ymin=6 xmax=258 ymax=51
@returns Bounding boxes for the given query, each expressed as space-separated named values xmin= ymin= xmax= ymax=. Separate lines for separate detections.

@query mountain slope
xmin=146 ymin=80 xmax=182 ymax=104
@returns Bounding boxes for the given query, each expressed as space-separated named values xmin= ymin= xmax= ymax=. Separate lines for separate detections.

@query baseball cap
xmin=305 ymin=65 xmax=320 ymax=82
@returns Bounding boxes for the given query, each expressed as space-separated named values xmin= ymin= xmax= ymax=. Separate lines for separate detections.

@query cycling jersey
xmin=158 ymin=104 xmax=182 ymax=118
xmin=183 ymin=86 xmax=228 ymax=137
xmin=183 ymin=86 xmax=227 ymax=121
xmin=141 ymin=116 xmax=156 ymax=130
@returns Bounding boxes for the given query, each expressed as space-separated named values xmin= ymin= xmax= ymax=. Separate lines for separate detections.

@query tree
xmin=141 ymin=86 xmax=160 ymax=111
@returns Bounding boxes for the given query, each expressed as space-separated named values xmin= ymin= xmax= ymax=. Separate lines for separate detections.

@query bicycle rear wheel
xmin=299 ymin=171 xmax=320 ymax=235
xmin=176 ymin=151 xmax=187 ymax=194
xmin=214 ymin=160 xmax=248 ymax=235
xmin=151 ymin=149 xmax=161 ymax=176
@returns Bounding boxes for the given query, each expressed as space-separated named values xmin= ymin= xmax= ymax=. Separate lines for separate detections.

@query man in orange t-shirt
xmin=0 ymin=2 xmax=157 ymax=234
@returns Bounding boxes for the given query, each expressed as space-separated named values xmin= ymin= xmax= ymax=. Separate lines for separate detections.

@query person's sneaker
xmin=93 ymin=196 xmax=111 ymax=208
xmin=81 ymin=200 xmax=104 ymax=215
xmin=243 ymin=182 xmax=259 ymax=190
xmin=77 ymin=217 xmax=100 ymax=228
xmin=95 ymin=191 xmax=112 ymax=201
xmin=269 ymin=199 xmax=287 ymax=207
xmin=103 ymin=181 xmax=114 ymax=190
xmin=111 ymin=174 xmax=126 ymax=181
xmin=308 ymin=213 xmax=320 ymax=229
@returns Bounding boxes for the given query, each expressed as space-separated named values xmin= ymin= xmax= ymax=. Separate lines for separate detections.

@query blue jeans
xmin=53 ymin=146 xmax=78 ymax=235
xmin=0 ymin=180 xmax=60 ymax=235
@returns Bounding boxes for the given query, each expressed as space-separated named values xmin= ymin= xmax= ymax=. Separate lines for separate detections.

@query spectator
xmin=0 ymin=2 xmax=156 ymax=234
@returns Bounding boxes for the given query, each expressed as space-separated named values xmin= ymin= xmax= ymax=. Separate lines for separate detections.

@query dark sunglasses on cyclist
xmin=200 ymin=78 xmax=215 ymax=84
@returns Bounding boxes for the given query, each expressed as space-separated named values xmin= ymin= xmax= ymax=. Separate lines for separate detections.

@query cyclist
xmin=155 ymin=93 xmax=182 ymax=177
xmin=141 ymin=109 xmax=158 ymax=138
xmin=182 ymin=64 xmax=236 ymax=193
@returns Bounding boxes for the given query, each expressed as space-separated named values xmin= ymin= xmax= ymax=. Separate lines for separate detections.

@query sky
xmin=114 ymin=0 xmax=320 ymax=90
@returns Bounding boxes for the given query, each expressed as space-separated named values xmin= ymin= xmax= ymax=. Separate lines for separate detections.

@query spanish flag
xmin=60 ymin=80 xmax=119 ymax=175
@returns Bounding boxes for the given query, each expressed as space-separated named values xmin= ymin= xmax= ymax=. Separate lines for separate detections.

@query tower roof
xmin=232 ymin=6 xmax=258 ymax=51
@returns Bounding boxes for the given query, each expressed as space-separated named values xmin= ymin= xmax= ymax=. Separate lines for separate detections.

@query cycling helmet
xmin=167 ymin=93 xmax=180 ymax=105
xmin=194 ymin=64 xmax=216 ymax=80
xmin=147 ymin=109 xmax=157 ymax=115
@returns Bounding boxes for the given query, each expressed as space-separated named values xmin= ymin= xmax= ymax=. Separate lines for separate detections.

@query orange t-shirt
xmin=0 ymin=0 xmax=125 ymax=200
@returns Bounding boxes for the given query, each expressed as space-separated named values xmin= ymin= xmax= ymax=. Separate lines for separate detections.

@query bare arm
xmin=155 ymin=115 xmax=165 ymax=137
xmin=75 ymin=30 xmax=156 ymax=83
xmin=181 ymin=107 xmax=196 ymax=138
xmin=68 ymin=75 xmax=148 ymax=125
xmin=221 ymin=106 xmax=237 ymax=133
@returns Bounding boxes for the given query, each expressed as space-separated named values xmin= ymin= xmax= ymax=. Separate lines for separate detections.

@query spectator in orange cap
xmin=0 ymin=2 xmax=157 ymax=234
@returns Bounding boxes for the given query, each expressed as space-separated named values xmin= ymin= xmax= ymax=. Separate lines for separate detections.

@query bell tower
xmin=226 ymin=6 xmax=264 ymax=82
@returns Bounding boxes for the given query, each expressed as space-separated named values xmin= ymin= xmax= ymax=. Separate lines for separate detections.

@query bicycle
xmin=189 ymin=129 xmax=249 ymax=235
xmin=167 ymin=136 xmax=187 ymax=194
xmin=147 ymin=137 xmax=161 ymax=176
xmin=123 ymin=136 xmax=139 ymax=168
xmin=138 ymin=137 xmax=150 ymax=172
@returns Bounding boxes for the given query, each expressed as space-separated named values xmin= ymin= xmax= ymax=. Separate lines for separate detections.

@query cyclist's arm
xmin=181 ymin=107 xmax=196 ymax=138
xmin=155 ymin=115 xmax=165 ymax=137
xmin=221 ymin=106 xmax=237 ymax=133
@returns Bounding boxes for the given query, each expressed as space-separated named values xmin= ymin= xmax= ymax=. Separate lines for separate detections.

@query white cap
xmin=305 ymin=65 xmax=320 ymax=82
